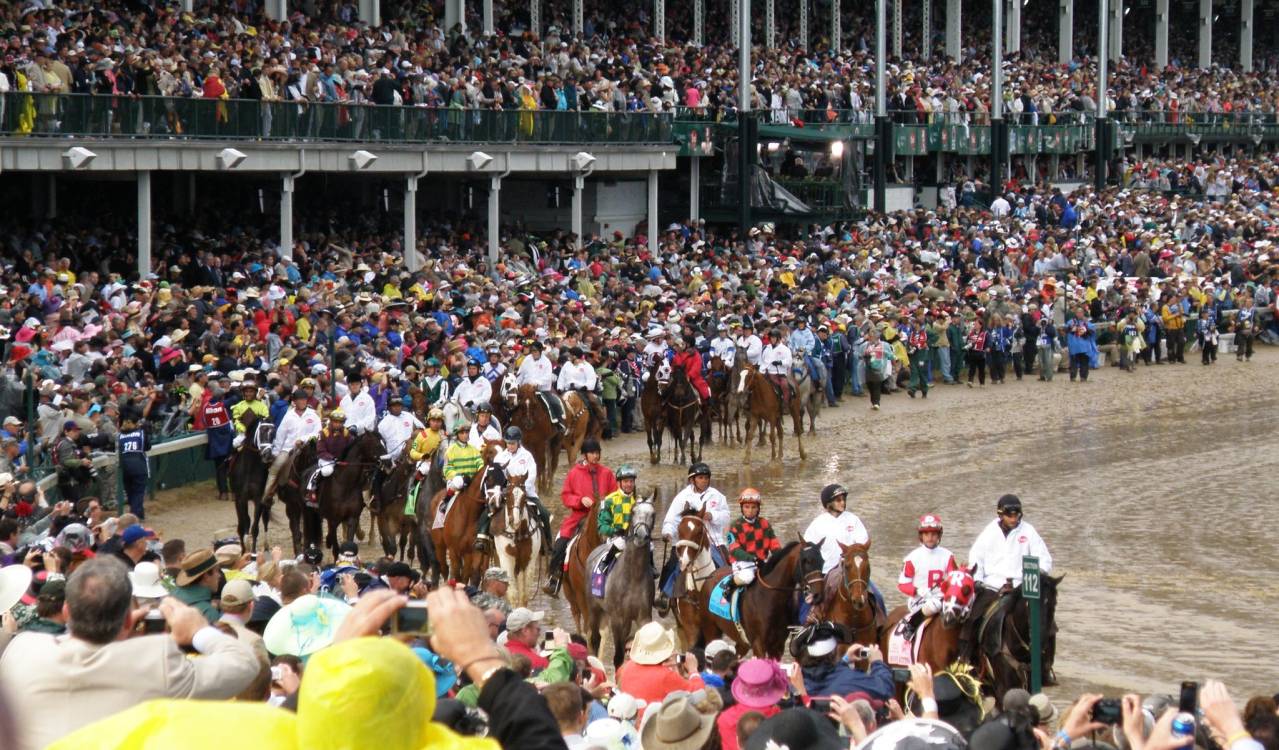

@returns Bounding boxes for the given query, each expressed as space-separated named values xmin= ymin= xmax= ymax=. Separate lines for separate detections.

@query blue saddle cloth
xmin=708 ymin=577 xmax=742 ymax=622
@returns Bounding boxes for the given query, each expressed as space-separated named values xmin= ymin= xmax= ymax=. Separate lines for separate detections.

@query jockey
xmin=803 ymin=483 xmax=883 ymax=620
xmin=442 ymin=420 xmax=486 ymax=534
xmin=544 ymin=437 xmax=618 ymax=597
xmin=421 ymin=358 xmax=450 ymax=407
xmin=897 ymin=514 xmax=958 ymax=640
xmin=490 ymin=426 xmax=552 ymax=557
xmin=761 ymin=327 xmax=795 ymax=403
xmin=515 ymin=340 xmax=555 ymax=391
xmin=377 ymin=396 xmax=423 ymax=461
xmin=467 ymin=402 xmax=503 ymax=449
xmin=656 ymin=462 xmax=730 ymax=613
xmin=725 ymin=487 xmax=781 ymax=591
xmin=405 ymin=407 xmax=446 ymax=513
xmin=556 ymin=347 xmax=598 ymax=393
xmin=962 ymin=494 xmax=1053 ymax=662
xmin=670 ymin=335 xmax=711 ymax=403
xmin=265 ymin=389 xmax=321 ymax=501
xmin=709 ymin=324 xmax=737 ymax=366
xmin=308 ymin=409 xmax=354 ymax=505
xmin=736 ymin=319 xmax=764 ymax=367
xmin=230 ymin=380 xmax=269 ymax=448
xmin=642 ymin=328 xmax=670 ymax=363
xmin=454 ymin=359 xmax=493 ymax=411
xmin=337 ymin=373 xmax=377 ymax=434
xmin=482 ymin=343 xmax=507 ymax=382
xmin=596 ymin=463 xmax=641 ymax=572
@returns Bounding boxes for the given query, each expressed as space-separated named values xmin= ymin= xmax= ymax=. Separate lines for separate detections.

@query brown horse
xmin=671 ymin=511 xmax=722 ymax=651
xmin=277 ymin=440 xmax=320 ymax=554
xmin=508 ymin=385 xmax=564 ymax=494
xmin=490 ymin=473 xmax=542 ymax=608
xmin=373 ymin=450 xmax=421 ymax=561
xmin=559 ymin=390 xmax=597 ymax=468
xmin=428 ymin=439 xmax=504 ymax=586
xmin=488 ymin=371 xmax=512 ymax=426
xmin=826 ymin=542 xmax=884 ymax=647
xmin=316 ymin=431 xmax=385 ymax=561
xmin=562 ymin=498 xmax=607 ymax=635
xmin=409 ymin=385 xmax=431 ymax=423
xmin=640 ymin=359 xmax=666 ymax=464
xmin=663 ymin=367 xmax=703 ymax=465
xmin=879 ymin=569 xmax=977 ymax=675
xmin=706 ymin=356 xmax=742 ymax=445
xmin=736 ymin=365 xmax=807 ymax=462
xmin=696 ymin=541 xmax=827 ymax=658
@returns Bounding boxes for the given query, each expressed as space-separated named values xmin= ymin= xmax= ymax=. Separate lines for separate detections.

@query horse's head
xmin=629 ymin=495 xmax=656 ymax=545
xmin=655 ymin=359 xmax=672 ymax=385
xmin=499 ymin=375 xmax=519 ymax=407
xmin=798 ymin=541 xmax=827 ymax=602
xmin=838 ymin=541 xmax=872 ymax=610
xmin=674 ymin=513 xmax=709 ymax=572
xmin=736 ymin=364 xmax=758 ymax=394
xmin=940 ymin=569 xmax=977 ymax=628
xmin=500 ymin=473 xmax=527 ymax=521
xmin=480 ymin=438 xmax=504 ymax=464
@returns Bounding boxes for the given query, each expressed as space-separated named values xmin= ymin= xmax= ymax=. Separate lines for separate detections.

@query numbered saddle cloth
xmin=707 ymin=577 xmax=743 ymax=623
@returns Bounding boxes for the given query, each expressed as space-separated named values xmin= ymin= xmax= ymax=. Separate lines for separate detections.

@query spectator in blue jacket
xmin=790 ymin=622 xmax=895 ymax=701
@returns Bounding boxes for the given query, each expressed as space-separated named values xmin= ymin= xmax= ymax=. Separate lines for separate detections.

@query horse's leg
xmin=743 ymin=410 xmax=754 ymax=463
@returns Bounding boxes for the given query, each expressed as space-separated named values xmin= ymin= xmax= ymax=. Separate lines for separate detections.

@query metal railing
xmin=0 ymin=93 xmax=674 ymax=145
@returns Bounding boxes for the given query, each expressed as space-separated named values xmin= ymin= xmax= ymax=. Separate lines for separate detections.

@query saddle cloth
xmin=887 ymin=617 xmax=932 ymax=666
xmin=707 ymin=577 xmax=743 ymax=623
xmin=586 ymin=543 xmax=610 ymax=598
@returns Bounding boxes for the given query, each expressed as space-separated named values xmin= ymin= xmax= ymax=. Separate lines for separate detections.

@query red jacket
xmin=504 ymin=638 xmax=549 ymax=671
xmin=671 ymin=349 xmax=710 ymax=401
xmin=558 ymin=461 xmax=618 ymax=539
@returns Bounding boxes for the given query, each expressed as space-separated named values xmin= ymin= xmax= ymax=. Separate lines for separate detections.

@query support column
xmin=647 ymin=171 xmax=658 ymax=256
xmin=922 ymin=0 xmax=931 ymax=59
xmin=357 ymin=0 xmax=380 ymax=25
xmin=738 ymin=0 xmax=754 ymax=235
xmin=874 ymin=0 xmax=887 ymax=212
xmin=265 ymin=0 xmax=286 ymax=21
xmin=487 ymin=176 xmax=502 ymax=272
xmin=46 ymin=175 xmax=57 ymax=218
xmin=731 ymin=0 xmax=740 ymax=46
xmin=280 ymin=174 xmax=295 ymax=260
xmin=1198 ymin=0 xmax=1211 ymax=69
xmin=694 ymin=0 xmax=704 ymax=45
xmin=991 ymin=0 xmax=1006 ymax=187
xmin=530 ymin=0 xmax=541 ymax=38
xmin=690 ymin=158 xmax=701 ymax=224
xmin=893 ymin=0 xmax=903 ymax=59
xmin=1095 ymin=0 xmax=1110 ymax=191
xmin=574 ymin=0 xmax=583 ymax=35
xmin=765 ymin=0 xmax=775 ymax=51
xmin=1240 ymin=0 xmax=1254 ymax=72
xmin=1059 ymin=0 xmax=1073 ymax=63
xmin=405 ymin=177 xmax=420 ymax=272
xmin=946 ymin=0 xmax=961 ymax=60
xmin=1108 ymin=0 xmax=1123 ymax=62
xmin=181 ymin=0 xmax=194 ymax=12
xmin=445 ymin=0 xmax=465 ymax=34
xmin=1007 ymin=0 xmax=1021 ymax=54
xmin=800 ymin=0 xmax=809 ymax=51
xmin=187 ymin=173 xmax=196 ymax=216
xmin=831 ymin=0 xmax=841 ymax=53
xmin=572 ymin=175 xmax=588 ymax=250
xmin=483 ymin=0 xmax=494 ymax=34
xmin=137 ymin=171 xmax=152 ymax=279
xmin=654 ymin=0 xmax=665 ymax=42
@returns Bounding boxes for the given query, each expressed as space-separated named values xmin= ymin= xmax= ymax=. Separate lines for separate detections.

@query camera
xmin=142 ymin=608 xmax=166 ymax=634
xmin=1091 ymin=698 xmax=1122 ymax=725
xmin=392 ymin=601 xmax=430 ymax=635
xmin=891 ymin=668 xmax=912 ymax=683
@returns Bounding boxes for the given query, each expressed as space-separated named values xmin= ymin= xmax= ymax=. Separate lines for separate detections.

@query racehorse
xmin=736 ymin=365 xmax=807 ymax=462
xmin=973 ymin=574 xmax=1062 ymax=701
xmin=428 ymin=439 xmax=504 ymax=586
xmin=490 ymin=472 xmax=542 ymax=607
xmin=508 ymin=384 xmax=565 ymax=494
xmin=663 ymin=367 xmax=703 ymax=464
xmin=879 ymin=569 xmax=977 ymax=675
xmin=560 ymin=390 xmax=600 ymax=468
xmin=671 ymin=510 xmax=721 ymax=651
xmin=373 ymin=450 xmax=420 ymax=561
xmin=411 ymin=450 xmax=447 ymax=582
xmin=707 ymin=356 xmax=742 ymax=445
xmin=640 ymin=359 xmax=667 ymax=464
xmin=408 ymin=385 xmax=432 ymax=423
xmin=277 ymin=440 xmax=319 ymax=553
xmin=316 ymin=431 xmax=384 ymax=561
xmin=562 ymin=495 xmax=608 ymax=635
xmin=791 ymin=361 xmax=822 ymax=435
xmin=489 ymin=371 xmax=512 ymax=425
xmin=229 ymin=410 xmax=272 ymax=552
xmin=441 ymin=399 xmax=473 ymax=435
xmin=696 ymin=541 xmax=827 ymax=658
xmin=585 ymin=495 xmax=657 ymax=668
xmin=826 ymin=542 xmax=884 ymax=647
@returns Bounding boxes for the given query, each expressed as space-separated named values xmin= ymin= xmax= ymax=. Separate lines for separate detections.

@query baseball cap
xmin=221 ymin=579 xmax=255 ymax=608
xmin=121 ymin=524 xmax=157 ymax=546
xmin=506 ymin=607 xmax=545 ymax=631
xmin=704 ymin=639 xmax=736 ymax=661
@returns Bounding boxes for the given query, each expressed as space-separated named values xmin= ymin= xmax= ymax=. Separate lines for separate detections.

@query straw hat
xmin=629 ymin=621 xmax=676 ymax=665
xmin=175 ymin=549 xmax=219 ymax=587
xmin=640 ymin=694 xmax=716 ymax=750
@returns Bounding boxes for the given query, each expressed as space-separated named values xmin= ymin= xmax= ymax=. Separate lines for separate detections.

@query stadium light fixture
xmin=62 ymin=147 xmax=96 ymax=170
xmin=830 ymin=140 xmax=845 ymax=159
xmin=217 ymin=148 xmax=248 ymax=170
xmin=349 ymin=150 xmax=378 ymax=170
xmin=468 ymin=151 xmax=494 ymax=170
xmin=571 ymin=151 xmax=596 ymax=172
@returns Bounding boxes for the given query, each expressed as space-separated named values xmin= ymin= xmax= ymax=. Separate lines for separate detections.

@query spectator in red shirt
xmin=616 ymin=622 xmax=704 ymax=705
xmin=501 ymin=607 xmax=549 ymax=672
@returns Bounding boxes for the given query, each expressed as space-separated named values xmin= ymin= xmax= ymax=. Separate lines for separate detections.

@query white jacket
xmin=378 ymin=411 xmax=424 ymax=459
xmin=516 ymin=354 xmax=555 ymax=390
xmin=453 ymin=376 xmax=493 ymax=409
xmin=967 ymin=519 xmax=1053 ymax=589
xmin=557 ymin=360 xmax=598 ymax=391
xmin=467 ymin=419 xmax=503 ymax=450
xmin=661 ymin=485 xmax=730 ymax=545
xmin=737 ymin=334 xmax=764 ymax=366
xmin=338 ymin=391 xmax=377 ymax=434
xmin=709 ymin=337 xmax=737 ymax=366
xmin=494 ymin=445 xmax=539 ymax=498
xmin=274 ymin=407 xmax=322 ymax=452
xmin=802 ymin=511 xmax=869 ymax=574
xmin=761 ymin=342 xmax=793 ymax=376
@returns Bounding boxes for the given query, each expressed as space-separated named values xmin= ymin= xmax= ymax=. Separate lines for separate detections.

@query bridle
xmin=839 ymin=547 xmax=871 ymax=609
xmin=757 ymin=543 xmax=826 ymax=595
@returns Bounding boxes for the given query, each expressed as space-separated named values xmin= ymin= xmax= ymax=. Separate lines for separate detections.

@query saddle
xmin=539 ymin=391 xmax=566 ymax=428
xmin=708 ymin=577 xmax=744 ymax=623
xmin=976 ymin=593 xmax=1016 ymax=659
xmin=888 ymin=616 xmax=933 ymax=666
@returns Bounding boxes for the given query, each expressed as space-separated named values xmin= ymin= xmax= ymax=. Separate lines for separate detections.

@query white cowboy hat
xmin=128 ymin=561 xmax=169 ymax=599
xmin=0 ymin=564 xmax=33 ymax=613
xmin=629 ymin=621 xmax=676 ymax=665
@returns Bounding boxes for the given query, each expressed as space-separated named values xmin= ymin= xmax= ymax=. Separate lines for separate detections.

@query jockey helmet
xmin=427 ymin=408 xmax=445 ymax=421
xmin=504 ymin=426 xmax=523 ymax=442
xmin=581 ymin=438 xmax=602 ymax=455
xmin=616 ymin=464 xmax=638 ymax=480
xmin=688 ymin=462 xmax=711 ymax=479
xmin=738 ymin=487 xmax=762 ymax=506
xmin=329 ymin=409 xmax=346 ymax=421
xmin=475 ymin=402 xmax=492 ymax=413
xmin=468 ymin=358 xmax=481 ymax=368
xmin=240 ymin=381 xmax=257 ymax=391
xmin=388 ymin=397 xmax=403 ymax=409
xmin=820 ymin=483 xmax=849 ymax=507
xmin=401 ymin=394 xmax=413 ymax=407
xmin=455 ymin=421 xmax=471 ymax=434
xmin=300 ymin=377 xmax=318 ymax=388
xmin=918 ymin=514 xmax=943 ymax=534
xmin=425 ymin=357 xmax=441 ymax=367
xmin=291 ymin=389 xmax=308 ymax=402
xmin=996 ymin=494 xmax=1022 ymax=513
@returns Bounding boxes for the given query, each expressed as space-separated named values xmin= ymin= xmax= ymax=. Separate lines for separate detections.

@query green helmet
xmin=616 ymin=464 xmax=638 ymax=480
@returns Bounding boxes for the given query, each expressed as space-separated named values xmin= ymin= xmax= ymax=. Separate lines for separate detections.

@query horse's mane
xmin=760 ymin=540 xmax=800 ymax=575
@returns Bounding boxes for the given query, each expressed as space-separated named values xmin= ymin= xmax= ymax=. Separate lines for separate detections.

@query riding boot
xmin=530 ymin=496 xmax=553 ymax=554
xmin=543 ymin=537 xmax=568 ymax=597
xmin=900 ymin=610 xmax=921 ymax=641
xmin=473 ymin=509 xmax=492 ymax=552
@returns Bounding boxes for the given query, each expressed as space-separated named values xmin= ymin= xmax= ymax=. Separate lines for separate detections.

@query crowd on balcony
xmin=0 ymin=0 xmax=1278 ymax=140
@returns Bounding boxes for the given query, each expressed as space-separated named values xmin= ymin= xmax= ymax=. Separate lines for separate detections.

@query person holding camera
xmin=53 ymin=420 xmax=96 ymax=503
xmin=789 ymin=621 xmax=895 ymax=701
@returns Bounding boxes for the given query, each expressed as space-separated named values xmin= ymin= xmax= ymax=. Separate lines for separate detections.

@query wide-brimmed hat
xmin=0 ymin=564 xmax=33 ymax=613
xmin=175 ymin=549 xmax=219 ymax=586
xmin=128 ymin=561 xmax=169 ymax=599
xmin=857 ymin=718 xmax=968 ymax=750
xmin=412 ymin=646 xmax=457 ymax=696
xmin=640 ymin=693 xmax=717 ymax=750
xmin=262 ymin=594 xmax=351 ymax=656
xmin=745 ymin=708 xmax=843 ymax=750
xmin=731 ymin=658 xmax=788 ymax=708
xmin=630 ymin=621 xmax=676 ymax=665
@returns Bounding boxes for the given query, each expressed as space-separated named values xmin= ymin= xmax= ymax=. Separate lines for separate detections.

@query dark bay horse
xmin=317 ymin=431 xmax=385 ymax=561
xmin=229 ymin=410 xmax=271 ymax=551
xmin=428 ymin=440 xmax=504 ymax=586
xmin=373 ymin=450 xmax=420 ymax=561
xmin=706 ymin=356 xmax=742 ymax=445
xmin=736 ymin=365 xmax=807 ymax=462
xmin=663 ymin=367 xmax=702 ymax=465
xmin=586 ymin=495 xmax=657 ymax=668
xmin=508 ymin=384 xmax=565 ymax=494
xmin=490 ymin=473 xmax=542 ymax=608
xmin=277 ymin=440 xmax=319 ymax=554
xmin=640 ymin=359 xmax=666 ymax=464
xmin=879 ymin=569 xmax=977 ymax=676
xmin=974 ymin=574 xmax=1061 ymax=701
xmin=827 ymin=541 xmax=884 ymax=647
xmin=696 ymin=541 xmax=827 ymax=658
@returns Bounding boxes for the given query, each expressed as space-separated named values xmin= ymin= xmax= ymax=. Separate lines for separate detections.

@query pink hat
xmin=730 ymin=658 xmax=788 ymax=709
